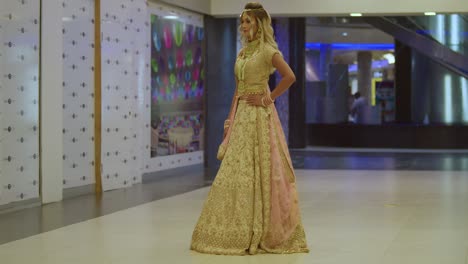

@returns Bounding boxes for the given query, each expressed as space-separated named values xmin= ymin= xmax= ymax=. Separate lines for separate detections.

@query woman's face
xmin=240 ymin=13 xmax=257 ymax=40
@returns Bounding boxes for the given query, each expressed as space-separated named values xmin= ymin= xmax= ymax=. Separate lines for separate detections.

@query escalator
xmin=364 ymin=15 xmax=468 ymax=78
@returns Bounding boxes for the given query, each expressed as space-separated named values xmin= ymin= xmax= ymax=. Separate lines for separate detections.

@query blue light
xmin=305 ymin=42 xmax=395 ymax=50
xmin=305 ymin=43 xmax=322 ymax=49
xmin=332 ymin=43 xmax=394 ymax=50
xmin=348 ymin=59 xmax=390 ymax=72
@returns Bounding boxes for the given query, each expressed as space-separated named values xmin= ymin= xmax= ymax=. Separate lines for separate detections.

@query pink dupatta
xmin=262 ymin=89 xmax=300 ymax=249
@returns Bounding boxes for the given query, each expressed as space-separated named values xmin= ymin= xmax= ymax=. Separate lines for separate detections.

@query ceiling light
xmin=163 ymin=15 xmax=179 ymax=19
xmin=342 ymin=32 xmax=348 ymax=36
xmin=382 ymin=53 xmax=395 ymax=64
xmin=350 ymin=13 xmax=362 ymax=17
xmin=424 ymin=12 xmax=437 ymax=16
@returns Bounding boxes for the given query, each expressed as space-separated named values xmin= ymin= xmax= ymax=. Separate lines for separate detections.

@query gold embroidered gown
xmin=191 ymin=40 xmax=309 ymax=255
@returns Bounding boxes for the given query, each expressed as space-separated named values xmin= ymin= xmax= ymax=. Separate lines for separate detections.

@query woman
xmin=191 ymin=2 xmax=309 ymax=255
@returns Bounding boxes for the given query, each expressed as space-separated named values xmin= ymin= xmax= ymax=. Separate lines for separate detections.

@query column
xmin=394 ymin=40 xmax=412 ymax=123
xmin=204 ymin=17 xmax=237 ymax=179
xmin=357 ymin=51 xmax=372 ymax=103
xmin=319 ymin=44 xmax=332 ymax=81
xmin=41 ymin=0 xmax=64 ymax=203
xmin=288 ymin=18 xmax=306 ymax=148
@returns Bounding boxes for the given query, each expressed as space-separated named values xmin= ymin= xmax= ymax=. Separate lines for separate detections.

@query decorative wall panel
xmin=101 ymin=0 xmax=150 ymax=190
xmin=0 ymin=0 xmax=40 ymax=205
xmin=62 ymin=0 xmax=95 ymax=189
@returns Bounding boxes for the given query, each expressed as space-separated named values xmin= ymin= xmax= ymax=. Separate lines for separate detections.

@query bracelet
xmin=224 ymin=120 xmax=230 ymax=129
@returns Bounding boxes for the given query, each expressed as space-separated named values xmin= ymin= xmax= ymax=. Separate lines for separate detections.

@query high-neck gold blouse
xmin=235 ymin=40 xmax=279 ymax=96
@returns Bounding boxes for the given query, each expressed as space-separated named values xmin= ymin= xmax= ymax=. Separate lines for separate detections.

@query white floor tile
xmin=1 ymin=170 xmax=468 ymax=264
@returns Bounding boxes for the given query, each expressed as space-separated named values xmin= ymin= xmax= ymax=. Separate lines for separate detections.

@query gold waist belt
xmin=237 ymin=81 xmax=268 ymax=96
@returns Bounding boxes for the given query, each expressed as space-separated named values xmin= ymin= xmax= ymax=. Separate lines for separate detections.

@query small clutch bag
xmin=217 ymin=142 xmax=227 ymax=160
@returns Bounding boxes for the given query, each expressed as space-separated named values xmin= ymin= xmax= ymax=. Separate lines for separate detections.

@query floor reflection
xmin=291 ymin=149 xmax=468 ymax=171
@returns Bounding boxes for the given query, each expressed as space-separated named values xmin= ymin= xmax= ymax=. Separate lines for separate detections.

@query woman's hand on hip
xmin=245 ymin=94 xmax=267 ymax=107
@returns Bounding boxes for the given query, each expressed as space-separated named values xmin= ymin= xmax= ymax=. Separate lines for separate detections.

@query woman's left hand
xmin=245 ymin=94 xmax=268 ymax=107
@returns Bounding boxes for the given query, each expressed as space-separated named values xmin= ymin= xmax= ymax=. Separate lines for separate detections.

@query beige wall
xmin=306 ymin=26 xmax=393 ymax=44
xmin=152 ymin=0 xmax=211 ymax=14
xmin=211 ymin=0 xmax=468 ymax=16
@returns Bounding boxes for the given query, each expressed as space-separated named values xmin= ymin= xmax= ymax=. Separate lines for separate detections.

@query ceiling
xmin=305 ymin=17 xmax=394 ymax=44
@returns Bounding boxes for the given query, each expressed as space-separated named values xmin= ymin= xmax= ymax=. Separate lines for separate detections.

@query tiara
xmin=243 ymin=8 xmax=264 ymax=12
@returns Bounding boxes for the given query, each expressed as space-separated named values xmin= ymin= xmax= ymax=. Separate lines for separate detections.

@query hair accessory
xmin=243 ymin=8 xmax=264 ymax=12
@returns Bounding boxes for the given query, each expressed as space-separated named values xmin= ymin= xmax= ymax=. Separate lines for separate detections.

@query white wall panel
xmin=0 ymin=0 xmax=40 ymax=205
xmin=62 ymin=0 xmax=96 ymax=189
xmin=101 ymin=0 xmax=150 ymax=191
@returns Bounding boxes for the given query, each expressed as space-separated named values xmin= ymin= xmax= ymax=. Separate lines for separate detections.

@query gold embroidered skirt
xmin=191 ymin=101 xmax=309 ymax=255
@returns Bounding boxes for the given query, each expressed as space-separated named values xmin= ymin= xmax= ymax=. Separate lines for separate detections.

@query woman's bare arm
xmin=245 ymin=53 xmax=295 ymax=107
xmin=269 ymin=53 xmax=296 ymax=100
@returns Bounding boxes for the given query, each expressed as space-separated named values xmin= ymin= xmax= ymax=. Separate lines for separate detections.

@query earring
xmin=257 ymin=28 xmax=262 ymax=38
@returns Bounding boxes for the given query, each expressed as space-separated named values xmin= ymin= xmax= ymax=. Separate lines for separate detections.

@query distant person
xmin=350 ymin=92 xmax=368 ymax=124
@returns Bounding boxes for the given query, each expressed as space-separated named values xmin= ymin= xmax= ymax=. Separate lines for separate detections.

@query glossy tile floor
xmin=1 ymin=169 xmax=468 ymax=264
xmin=0 ymin=165 xmax=210 ymax=245
xmin=291 ymin=148 xmax=468 ymax=171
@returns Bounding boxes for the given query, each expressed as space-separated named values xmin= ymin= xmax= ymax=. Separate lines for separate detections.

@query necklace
xmin=240 ymin=39 xmax=260 ymax=59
